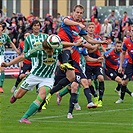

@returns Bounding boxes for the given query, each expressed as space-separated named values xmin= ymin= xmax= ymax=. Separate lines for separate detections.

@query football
xmin=47 ymin=34 xmax=61 ymax=49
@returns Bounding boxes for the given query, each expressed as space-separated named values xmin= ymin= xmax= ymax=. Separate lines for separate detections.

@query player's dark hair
xmin=115 ymin=41 xmax=122 ymax=45
xmin=30 ymin=20 xmax=42 ymax=28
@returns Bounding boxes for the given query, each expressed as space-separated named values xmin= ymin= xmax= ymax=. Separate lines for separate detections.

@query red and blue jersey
xmin=86 ymin=35 xmax=102 ymax=66
xmin=122 ymin=38 xmax=133 ymax=64
xmin=71 ymin=46 xmax=88 ymax=72
xmin=104 ymin=48 xmax=121 ymax=70
xmin=19 ymin=41 xmax=31 ymax=64
xmin=58 ymin=16 xmax=87 ymax=43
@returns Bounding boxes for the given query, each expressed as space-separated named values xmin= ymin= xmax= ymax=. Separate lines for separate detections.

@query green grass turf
xmin=0 ymin=79 xmax=133 ymax=133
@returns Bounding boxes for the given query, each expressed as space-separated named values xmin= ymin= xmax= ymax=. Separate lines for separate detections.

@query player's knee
xmin=97 ymin=75 xmax=104 ymax=82
xmin=19 ymin=74 xmax=26 ymax=79
xmin=115 ymin=76 xmax=122 ymax=84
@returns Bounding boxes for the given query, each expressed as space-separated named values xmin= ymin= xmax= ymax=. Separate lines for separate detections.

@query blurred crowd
xmin=90 ymin=6 xmax=132 ymax=45
xmin=0 ymin=12 xmax=63 ymax=48
xmin=0 ymin=6 xmax=133 ymax=49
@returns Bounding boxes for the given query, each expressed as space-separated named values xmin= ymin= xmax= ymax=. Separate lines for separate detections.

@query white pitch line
xmin=30 ymin=108 xmax=133 ymax=120
xmin=31 ymin=120 xmax=133 ymax=126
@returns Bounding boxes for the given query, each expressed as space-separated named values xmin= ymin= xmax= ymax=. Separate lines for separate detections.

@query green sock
xmin=59 ymin=87 xmax=69 ymax=97
xmin=0 ymin=72 xmax=5 ymax=87
xmin=22 ymin=101 xmax=40 ymax=119
xmin=93 ymin=79 xmax=99 ymax=90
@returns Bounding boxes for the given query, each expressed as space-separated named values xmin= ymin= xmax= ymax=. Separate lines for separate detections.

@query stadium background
xmin=1 ymin=0 xmax=133 ymax=19
xmin=0 ymin=0 xmax=133 ymax=76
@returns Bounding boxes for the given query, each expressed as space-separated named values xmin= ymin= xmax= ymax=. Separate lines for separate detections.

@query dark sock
xmin=62 ymin=50 xmax=71 ymax=63
xmin=115 ymin=84 xmax=121 ymax=91
xmin=15 ymin=76 xmax=22 ymax=87
xmin=83 ymin=88 xmax=92 ymax=103
xmin=38 ymin=99 xmax=46 ymax=111
xmin=50 ymin=78 xmax=70 ymax=95
xmin=120 ymin=85 xmax=126 ymax=100
xmin=90 ymin=85 xmax=97 ymax=97
xmin=68 ymin=93 xmax=77 ymax=114
xmin=125 ymin=87 xmax=131 ymax=96
xmin=99 ymin=81 xmax=105 ymax=101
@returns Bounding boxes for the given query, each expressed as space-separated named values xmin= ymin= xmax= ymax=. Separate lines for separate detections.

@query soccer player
xmin=0 ymin=22 xmax=20 ymax=93
xmin=38 ymin=4 xmax=107 ymax=111
xmin=116 ymin=25 xmax=133 ymax=103
xmin=104 ymin=41 xmax=133 ymax=101
xmin=23 ymin=20 xmax=49 ymax=64
xmin=11 ymin=31 xmax=32 ymax=93
xmin=85 ymin=23 xmax=105 ymax=107
xmin=58 ymin=5 xmax=107 ymax=70
xmin=1 ymin=35 xmax=62 ymax=124
xmin=67 ymin=44 xmax=104 ymax=118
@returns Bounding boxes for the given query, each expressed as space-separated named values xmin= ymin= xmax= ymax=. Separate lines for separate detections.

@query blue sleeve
xmin=81 ymin=48 xmax=88 ymax=56
xmin=104 ymin=49 xmax=113 ymax=58
xmin=79 ymin=29 xmax=87 ymax=36
xmin=122 ymin=43 xmax=127 ymax=51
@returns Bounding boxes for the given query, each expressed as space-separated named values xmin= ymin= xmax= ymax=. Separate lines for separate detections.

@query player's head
xmin=115 ymin=41 xmax=122 ymax=52
xmin=31 ymin=20 xmax=42 ymax=34
xmin=73 ymin=5 xmax=84 ymax=21
xmin=87 ymin=22 xmax=95 ymax=34
xmin=42 ymin=38 xmax=54 ymax=55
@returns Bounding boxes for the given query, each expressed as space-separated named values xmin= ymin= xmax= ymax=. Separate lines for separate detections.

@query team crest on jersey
xmin=43 ymin=58 xmax=55 ymax=65
xmin=0 ymin=42 xmax=3 ymax=46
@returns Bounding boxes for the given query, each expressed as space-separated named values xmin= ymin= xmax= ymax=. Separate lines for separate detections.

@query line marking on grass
xmin=31 ymin=120 xmax=132 ymax=126
xmin=30 ymin=107 xmax=133 ymax=122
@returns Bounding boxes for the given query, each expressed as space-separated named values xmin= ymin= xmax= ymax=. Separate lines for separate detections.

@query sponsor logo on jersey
xmin=43 ymin=58 xmax=55 ymax=65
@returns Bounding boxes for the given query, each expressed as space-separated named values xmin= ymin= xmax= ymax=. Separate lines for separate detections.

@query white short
xmin=0 ymin=55 xmax=4 ymax=64
xmin=20 ymin=74 xmax=54 ymax=91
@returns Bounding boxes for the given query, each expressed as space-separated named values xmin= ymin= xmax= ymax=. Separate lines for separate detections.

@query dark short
xmin=105 ymin=67 xmax=123 ymax=80
xmin=123 ymin=63 xmax=133 ymax=80
xmin=85 ymin=65 xmax=104 ymax=79
xmin=74 ymin=71 xmax=87 ymax=84
xmin=19 ymin=63 xmax=32 ymax=75
xmin=54 ymin=68 xmax=66 ymax=86
xmin=54 ymin=66 xmax=87 ymax=86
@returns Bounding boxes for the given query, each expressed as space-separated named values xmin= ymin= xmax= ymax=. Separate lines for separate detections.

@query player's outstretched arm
xmin=84 ymin=55 xmax=104 ymax=62
xmin=1 ymin=55 xmax=25 ymax=67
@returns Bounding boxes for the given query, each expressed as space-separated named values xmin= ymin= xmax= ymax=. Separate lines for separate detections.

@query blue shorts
xmin=123 ymin=63 xmax=133 ymax=80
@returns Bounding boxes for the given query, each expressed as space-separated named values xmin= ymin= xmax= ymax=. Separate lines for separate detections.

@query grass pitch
xmin=0 ymin=79 xmax=133 ymax=133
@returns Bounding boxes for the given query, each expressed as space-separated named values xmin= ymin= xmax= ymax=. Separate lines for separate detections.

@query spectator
xmin=26 ymin=12 xmax=36 ymax=24
xmin=52 ymin=18 xmax=58 ymax=34
xmin=101 ymin=19 xmax=112 ymax=37
xmin=91 ymin=6 xmax=98 ymax=22
xmin=122 ymin=21 xmax=131 ymax=38
xmin=112 ymin=19 xmax=121 ymax=32
xmin=42 ymin=17 xmax=53 ymax=35
xmin=94 ymin=18 xmax=101 ymax=35
xmin=107 ymin=10 xmax=116 ymax=25
xmin=56 ymin=13 xmax=63 ymax=28
xmin=17 ymin=20 xmax=25 ymax=33
xmin=121 ymin=11 xmax=129 ymax=27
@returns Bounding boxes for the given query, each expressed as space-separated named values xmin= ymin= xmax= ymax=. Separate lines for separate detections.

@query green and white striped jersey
xmin=0 ymin=33 xmax=11 ymax=55
xmin=24 ymin=33 xmax=49 ymax=66
xmin=24 ymin=44 xmax=62 ymax=78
